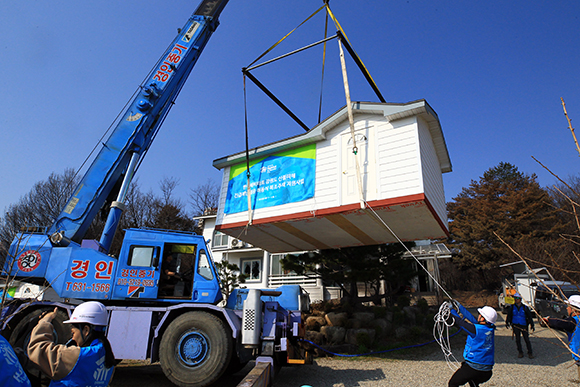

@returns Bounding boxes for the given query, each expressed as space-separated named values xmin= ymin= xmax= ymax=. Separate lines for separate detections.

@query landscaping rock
xmin=305 ymin=330 xmax=325 ymax=346
xmin=345 ymin=328 xmax=376 ymax=346
xmin=352 ymin=312 xmax=375 ymax=326
xmin=370 ymin=318 xmax=391 ymax=337
xmin=321 ymin=326 xmax=346 ymax=344
xmin=395 ymin=326 xmax=409 ymax=339
xmin=305 ymin=316 xmax=327 ymax=331
xmin=403 ymin=306 xmax=417 ymax=324
xmin=325 ymin=312 xmax=348 ymax=327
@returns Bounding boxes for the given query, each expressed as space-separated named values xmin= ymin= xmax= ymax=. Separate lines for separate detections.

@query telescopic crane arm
xmin=47 ymin=0 xmax=229 ymax=253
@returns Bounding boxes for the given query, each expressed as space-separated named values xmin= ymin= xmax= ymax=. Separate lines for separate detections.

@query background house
xmin=197 ymin=211 xmax=450 ymax=305
xmin=195 ymin=212 xmax=340 ymax=303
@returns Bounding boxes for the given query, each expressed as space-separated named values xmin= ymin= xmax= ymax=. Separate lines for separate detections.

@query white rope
xmin=433 ymin=302 xmax=460 ymax=371
xmin=363 ymin=201 xmax=453 ymax=300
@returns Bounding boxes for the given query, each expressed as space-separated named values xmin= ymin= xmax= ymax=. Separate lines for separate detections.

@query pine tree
xmin=446 ymin=162 xmax=560 ymax=288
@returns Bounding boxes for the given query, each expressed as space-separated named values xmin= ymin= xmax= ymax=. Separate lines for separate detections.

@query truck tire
xmin=159 ymin=311 xmax=233 ymax=387
xmin=9 ymin=308 xmax=71 ymax=387
xmin=9 ymin=307 xmax=71 ymax=350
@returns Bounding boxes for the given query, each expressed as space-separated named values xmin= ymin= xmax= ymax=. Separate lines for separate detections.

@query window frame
xmin=240 ymin=257 xmax=262 ymax=282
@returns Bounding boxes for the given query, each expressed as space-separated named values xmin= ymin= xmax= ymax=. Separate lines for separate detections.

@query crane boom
xmin=48 ymin=0 xmax=229 ymax=252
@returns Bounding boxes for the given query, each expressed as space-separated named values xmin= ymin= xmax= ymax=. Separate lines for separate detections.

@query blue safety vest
xmin=512 ymin=304 xmax=527 ymax=325
xmin=568 ymin=316 xmax=580 ymax=362
xmin=0 ymin=336 xmax=31 ymax=387
xmin=50 ymin=339 xmax=114 ymax=387
xmin=463 ymin=323 xmax=495 ymax=366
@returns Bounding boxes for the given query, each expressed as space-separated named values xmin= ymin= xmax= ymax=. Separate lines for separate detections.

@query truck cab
xmin=5 ymin=228 xmax=222 ymax=305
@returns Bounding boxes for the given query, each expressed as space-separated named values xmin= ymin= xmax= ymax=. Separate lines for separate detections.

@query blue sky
xmin=1 ymin=1 xmax=579 ymax=215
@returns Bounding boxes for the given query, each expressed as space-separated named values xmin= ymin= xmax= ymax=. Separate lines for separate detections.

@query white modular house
xmin=212 ymin=100 xmax=452 ymax=253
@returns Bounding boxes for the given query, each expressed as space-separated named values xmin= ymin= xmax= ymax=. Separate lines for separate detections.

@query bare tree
xmin=0 ymin=168 xmax=79 ymax=257
xmin=159 ymin=176 xmax=180 ymax=206
xmin=189 ymin=179 xmax=220 ymax=216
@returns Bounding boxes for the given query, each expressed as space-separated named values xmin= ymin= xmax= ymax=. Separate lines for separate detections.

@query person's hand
xmin=39 ymin=307 xmax=58 ymax=323
xmin=506 ymin=323 xmax=511 ymax=329
xmin=531 ymin=326 xmax=535 ymax=332
xmin=452 ymin=300 xmax=461 ymax=311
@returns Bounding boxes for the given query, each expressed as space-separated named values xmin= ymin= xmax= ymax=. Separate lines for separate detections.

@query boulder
xmin=325 ymin=312 xmax=348 ymax=327
xmin=305 ymin=316 xmax=327 ymax=331
xmin=351 ymin=312 xmax=375 ymax=326
xmin=403 ymin=306 xmax=417 ymax=324
xmin=370 ymin=318 xmax=391 ymax=337
xmin=345 ymin=328 xmax=376 ymax=346
xmin=395 ymin=326 xmax=409 ymax=338
xmin=305 ymin=330 xmax=325 ymax=346
xmin=321 ymin=326 xmax=346 ymax=344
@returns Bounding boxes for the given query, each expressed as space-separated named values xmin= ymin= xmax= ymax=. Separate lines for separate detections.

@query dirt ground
xmin=111 ymin=291 xmax=502 ymax=386
xmin=451 ymin=290 xmax=499 ymax=308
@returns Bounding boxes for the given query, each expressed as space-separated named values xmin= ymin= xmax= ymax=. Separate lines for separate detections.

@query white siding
xmin=418 ymin=117 xmax=448 ymax=230
xmin=216 ymin=126 xmax=343 ymax=225
xmin=376 ymin=116 xmax=422 ymax=198
xmin=216 ymin=107 xmax=447 ymax=231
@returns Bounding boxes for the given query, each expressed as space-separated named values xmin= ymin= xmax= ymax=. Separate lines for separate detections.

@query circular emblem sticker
xmin=17 ymin=250 xmax=42 ymax=272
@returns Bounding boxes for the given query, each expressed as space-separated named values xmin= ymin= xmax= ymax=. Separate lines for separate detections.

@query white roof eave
xmin=212 ymin=100 xmax=452 ymax=173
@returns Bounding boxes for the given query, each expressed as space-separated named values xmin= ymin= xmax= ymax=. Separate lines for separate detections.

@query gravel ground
xmin=112 ymin=310 xmax=579 ymax=387
xmin=274 ymin=311 xmax=580 ymax=387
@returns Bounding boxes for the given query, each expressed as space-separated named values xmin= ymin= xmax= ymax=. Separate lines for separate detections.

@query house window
xmin=241 ymin=258 xmax=262 ymax=282
xmin=270 ymin=254 xmax=297 ymax=275
xmin=212 ymin=231 xmax=229 ymax=248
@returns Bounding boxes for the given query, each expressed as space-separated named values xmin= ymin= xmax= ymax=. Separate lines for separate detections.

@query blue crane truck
xmin=0 ymin=1 xmax=310 ymax=386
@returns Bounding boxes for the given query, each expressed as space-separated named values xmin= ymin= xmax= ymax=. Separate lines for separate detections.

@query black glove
xmin=506 ymin=323 xmax=511 ymax=329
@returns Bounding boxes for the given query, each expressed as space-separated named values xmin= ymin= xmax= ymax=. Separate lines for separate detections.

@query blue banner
xmin=224 ymin=145 xmax=316 ymax=214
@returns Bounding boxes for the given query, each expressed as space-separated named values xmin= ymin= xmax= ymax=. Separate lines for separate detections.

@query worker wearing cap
xmin=505 ymin=292 xmax=534 ymax=358
xmin=543 ymin=294 xmax=580 ymax=380
xmin=27 ymin=301 xmax=116 ymax=387
xmin=447 ymin=301 xmax=497 ymax=387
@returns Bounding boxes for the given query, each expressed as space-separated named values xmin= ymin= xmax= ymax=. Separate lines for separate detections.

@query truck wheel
xmin=9 ymin=308 xmax=71 ymax=350
xmin=160 ymin=311 xmax=232 ymax=387
xmin=9 ymin=308 xmax=71 ymax=387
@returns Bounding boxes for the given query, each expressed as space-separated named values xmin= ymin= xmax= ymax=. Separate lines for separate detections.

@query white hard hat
xmin=513 ymin=292 xmax=522 ymax=299
xmin=64 ymin=301 xmax=108 ymax=326
xmin=477 ymin=306 xmax=497 ymax=325
xmin=568 ymin=295 xmax=580 ymax=309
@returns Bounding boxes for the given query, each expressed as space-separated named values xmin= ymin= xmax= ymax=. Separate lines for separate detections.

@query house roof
xmin=213 ymin=99 xmax=451 ymax=173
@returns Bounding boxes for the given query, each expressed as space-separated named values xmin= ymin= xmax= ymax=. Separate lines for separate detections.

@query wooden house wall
xmin=418 ymin=117 xmax=447 ymax=230
xmin=216 ymin=112 xmax=445 ymax=228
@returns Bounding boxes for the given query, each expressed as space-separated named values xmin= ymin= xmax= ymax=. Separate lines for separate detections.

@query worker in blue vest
xmin=0 ymin=334 xmax=31 ymax=387
xmin=447 ymin=301 xmax=496 ymax=387
xmin=542 ymin=294 xmax=580 ymax=380
xmin=505 ymin=292 xmax=534 ymax=358
xmin=27 ymin=302 xmax=116 ymax=387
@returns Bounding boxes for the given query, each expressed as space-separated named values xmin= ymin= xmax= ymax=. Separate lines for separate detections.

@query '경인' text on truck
xmin=0 ymin=1 xmax=311 ymax=386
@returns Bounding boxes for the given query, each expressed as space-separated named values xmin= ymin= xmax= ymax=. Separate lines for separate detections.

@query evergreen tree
xmin=215 ymin=260 xmax=247 ymax=300
xmin=281 ymin=243 xmax=416 ymax=306
xmin=446 ymin=162 xmax=560 ymax=289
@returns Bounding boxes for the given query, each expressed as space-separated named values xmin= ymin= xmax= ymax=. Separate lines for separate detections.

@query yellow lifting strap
xmin=246 ymin=4 xmax=327 ymax=69
xmin=324 ymin=4 xmax=382 ymax=101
